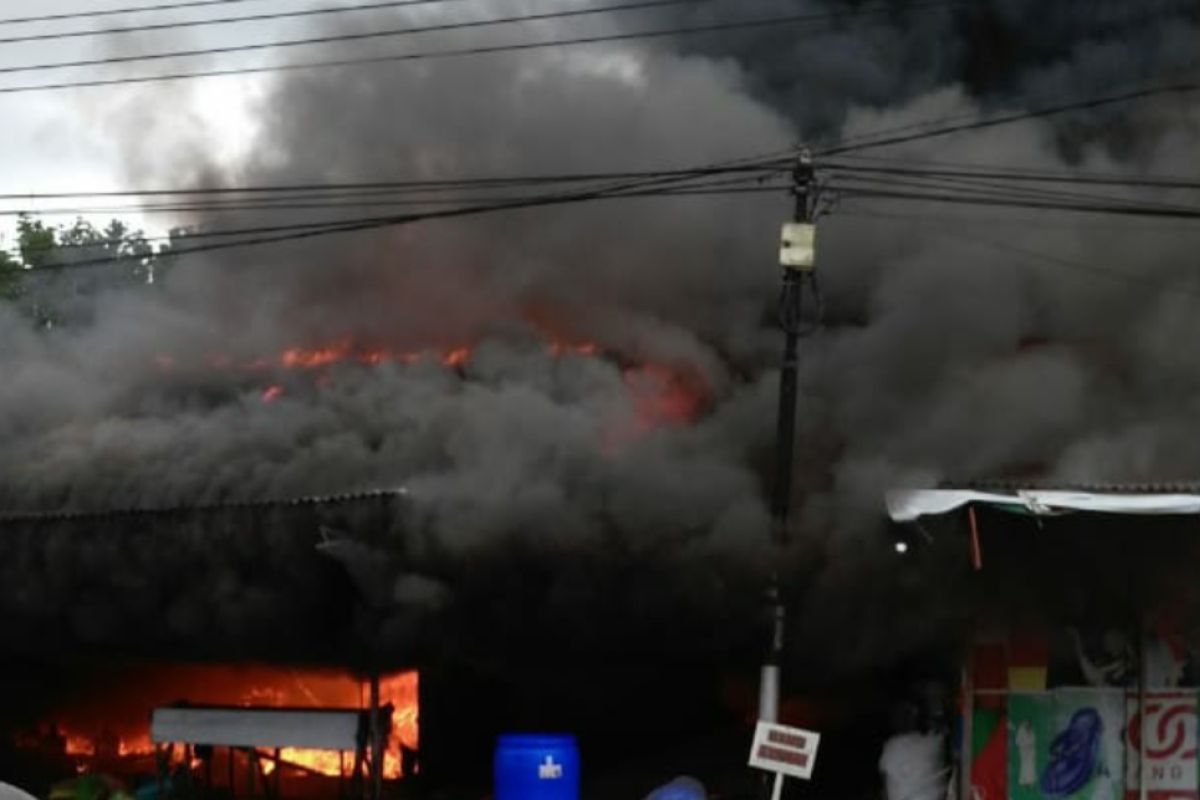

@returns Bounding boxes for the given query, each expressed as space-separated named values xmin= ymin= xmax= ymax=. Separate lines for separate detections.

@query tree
xmin=0 ymin=214 xmax=169 ymax=327
xmin=0 ymin=248 xmax=20 ymax=301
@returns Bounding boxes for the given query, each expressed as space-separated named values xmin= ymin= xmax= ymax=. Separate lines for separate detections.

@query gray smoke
xmin=1 ymin=0 xmax=1199 ymax=671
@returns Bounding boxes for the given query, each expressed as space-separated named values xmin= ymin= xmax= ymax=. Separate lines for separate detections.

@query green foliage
xmin=16 ymin=215 xmax=57 ymax=270
xmin=0 ymin=214 xmax=170 ymax=327
xmin=0 ymin=248 xmax=20 ymax=301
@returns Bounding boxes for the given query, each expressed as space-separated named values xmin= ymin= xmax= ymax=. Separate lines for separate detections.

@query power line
xmin=0 ymin=0 xmax=964 ymax=94
xmin=0 ymin=0 xmax=290 ymax=27
xmin=824 ymin=160 xmax=1200 ymax=192
xmin=0 ymin=177 xmax=787 ymax=255
xmin=0 ymin=162 xmax=787 ymax=201
xmin=818 ymin=81 xmax=1200 ymax=156
xmin=833 ymin=183 xmax=1200 ymax=220
xmin=19 ymin=186 xmax=786 ymax=270
xmin=0 ymin=0 xmax=705 ymax=76
xmin=831 ymin=205 xmax=1200 ymax=233
xmin=0 ymin=0 xmax=504 ymax=47
xmin=12 ymin=160 xmax=792 ymax=268
xmin=0 ymin=176 xmax=788 ymax=220
xmin=826 ymin=170 xmax=1200 ymax=216
xmin=896 ymin=219 xmax=1200 ymax=301
xmin=0 ymin=183 xmax=784 ymax=255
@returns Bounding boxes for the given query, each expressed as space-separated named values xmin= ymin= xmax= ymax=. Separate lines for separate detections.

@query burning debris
xmin=19 ymin=666 xmax=418 ymax=780
xmin=4 ymin=665 xmax=416 ymax=800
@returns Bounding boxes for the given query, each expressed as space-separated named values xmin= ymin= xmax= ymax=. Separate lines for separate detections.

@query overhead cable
xmin=824 ymin=160 xmax=1200 ymax=192
xmin=0 ymin=0 xmax=509 ymax=47
xmin=0 ymin=0 xmax=710 ymax=75
xmin=0 ymin=0 xmax=965 ymax=94
xmin=833 ymin=184 xmax=1200 ymax=220
xmin=0 ymin=0 xmax=287 ymax=27
xmin=14 ymin=160 xmax=792 ymax=268
xmin=818 ymin=81 xmax=1200 ymax=156
xmin=0 ymin=162 xmax=787 ymax=201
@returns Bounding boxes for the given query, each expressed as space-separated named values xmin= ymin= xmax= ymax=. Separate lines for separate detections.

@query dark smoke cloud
xmin=655 ymin=0 xmax=1200 ymax=156
xmin=1 ymin=0 xmax=1199 ymax=674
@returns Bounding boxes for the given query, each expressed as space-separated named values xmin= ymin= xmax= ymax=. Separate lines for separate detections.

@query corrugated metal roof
xmin=940 ymin=480 xmax=1200 ymax=494
xmin=0 ymin=487 xmax=407 ymax=524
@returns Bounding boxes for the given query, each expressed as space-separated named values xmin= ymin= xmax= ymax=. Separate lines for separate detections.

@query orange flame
xmin=37 ymin=667 xmax=418 ymax=781
xmin=441 ymin=346 xmax=470 ymax=367
xmin=155 ymin=327 xmax=711 ymax=442
xmin=65 ymin=736 xmax=95 ymax=757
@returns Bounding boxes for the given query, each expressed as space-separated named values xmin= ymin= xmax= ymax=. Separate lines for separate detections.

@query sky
xmin=0 ymin=0 xmax=364 ymax=245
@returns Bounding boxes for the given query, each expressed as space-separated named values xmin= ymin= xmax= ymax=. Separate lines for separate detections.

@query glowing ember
xmin=547 ymin=339 xmax=599 ymax=357
xmin=441 ymin=346 xmax=470 ymax=367
xmin=281 ymin=340 xmax=355 ymax=369
xmin=65 ymin=735 xmax=95 ymax=757
xmin=154 ymin=325 xmax=712 ymax=444
xmin=623 ymin=363 xmax=707 ymax=427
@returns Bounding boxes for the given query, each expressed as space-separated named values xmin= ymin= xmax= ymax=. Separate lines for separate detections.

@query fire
xmin=65 ymin=736 xmax=95 ymax=757
xmin=29 ymin=666 xmax=418 ymax=781
xmin=442 ymin=346 xmax=470 ymax=367
xmin=154 ymin=322 xmax=712 ymax=440
xmin=547 ymin=339 xmax=598 ymax=357
xmin=281 ymin=340 xmax=356 ymax=369
xmin=623 ymin=363 xmax=706 ymax=426
xmin=275 ymin=339 xmax=472 ymax=372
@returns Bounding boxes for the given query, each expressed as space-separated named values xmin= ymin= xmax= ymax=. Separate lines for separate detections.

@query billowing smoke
xmin=1 ymin=0 xmax=1199 ymax=675
xmin=655 ymin=0 xmax=1200 ymax=157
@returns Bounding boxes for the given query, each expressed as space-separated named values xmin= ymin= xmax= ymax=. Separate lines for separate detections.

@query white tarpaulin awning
xmin=151 ymin=706 xmax=362 ymax=750
xmin=886 ymin=489 xmax=1200 ymax=522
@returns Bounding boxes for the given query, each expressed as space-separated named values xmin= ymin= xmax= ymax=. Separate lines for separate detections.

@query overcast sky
xmin=0 ymin=0 xmax=382 ymax=244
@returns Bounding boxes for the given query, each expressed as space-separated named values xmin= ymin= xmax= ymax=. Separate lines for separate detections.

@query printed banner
xmin=1125 ymin=691 xmax=1198 ymax=800
xmin=1008 ymin=691 xmax=1125 ymax=800
xmin=972 ymin=697 xmax=1007 ymax=800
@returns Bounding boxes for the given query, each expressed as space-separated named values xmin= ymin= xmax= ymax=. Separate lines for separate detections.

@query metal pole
xmin=1139 ymin=624 xmax=1148 ymax=800
xmin=369 ymin=671 xmax=383 ymax=800
xmin=960 ymin=655 xmax=973 ymax=800
xmin=755 ymin=150 xmax=818 ymax=800
xmin=758 ymin=150 xmax=817 ymax=725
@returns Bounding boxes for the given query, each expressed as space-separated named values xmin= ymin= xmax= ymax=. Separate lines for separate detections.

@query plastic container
xmin=494 ymin=733 xmax=580 ymax=800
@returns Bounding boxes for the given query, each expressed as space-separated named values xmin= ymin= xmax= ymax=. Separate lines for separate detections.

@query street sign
xmin=749 ymin=721 xmax=821 ymax=799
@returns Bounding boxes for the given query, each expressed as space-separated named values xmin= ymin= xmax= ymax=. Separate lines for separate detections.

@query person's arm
xmin=1068 ymin=629 xmax=1107 ymax=687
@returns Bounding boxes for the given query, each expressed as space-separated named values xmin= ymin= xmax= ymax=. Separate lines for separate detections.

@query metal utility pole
xmin=369 ymin=671 xmax=384 ymax=800
xmin=757 ymin=150 xmax=820 ymax=728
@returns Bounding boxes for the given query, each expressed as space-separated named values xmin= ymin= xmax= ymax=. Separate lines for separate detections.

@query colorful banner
xmin=972 ymin=697 xmax=1007 ymax=800
xmin=1007 ymin=691 xmax=1125 ymax=800
xmin=1125 ymin=691 xmax=1198 ymax=800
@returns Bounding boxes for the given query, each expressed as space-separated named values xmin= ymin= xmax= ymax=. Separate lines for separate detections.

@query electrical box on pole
xmin=779 ymin=222 xmax=816 ymax=272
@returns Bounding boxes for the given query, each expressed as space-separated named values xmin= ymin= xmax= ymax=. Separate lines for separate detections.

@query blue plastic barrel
xmin=494 ymin=733 xmax=580 ymax=800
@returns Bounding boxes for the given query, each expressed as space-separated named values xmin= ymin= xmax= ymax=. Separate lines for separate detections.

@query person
xmin=881 ymin=702 xmax=947 ymax=800
xmin=643 ymin=776 xmax=706 ymax=800
xmin=1069 ymin=629 xmax=1134 ymax=687
xmin=1016 ymin=722 xmax=1037 ymax=787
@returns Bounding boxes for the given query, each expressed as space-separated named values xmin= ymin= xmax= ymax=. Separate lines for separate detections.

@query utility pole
xmin=757 ymin=149 xmax=820 ymax=729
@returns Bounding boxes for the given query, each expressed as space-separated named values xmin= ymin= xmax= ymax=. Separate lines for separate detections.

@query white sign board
xmin=749 ymin=721 xmax=820 ymax=780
